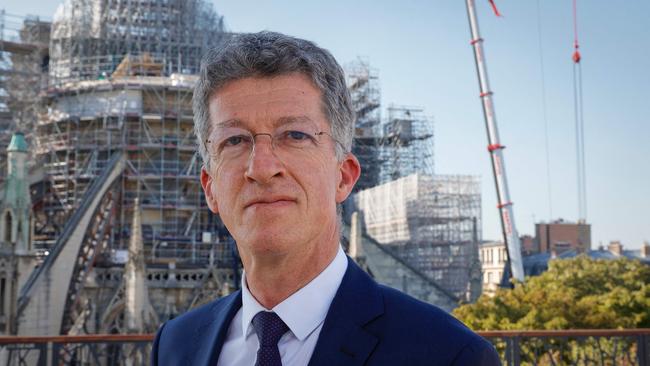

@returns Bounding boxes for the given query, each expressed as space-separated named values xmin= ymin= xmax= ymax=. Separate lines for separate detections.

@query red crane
xmin=464 ymin=0 xmax=525 ymax=282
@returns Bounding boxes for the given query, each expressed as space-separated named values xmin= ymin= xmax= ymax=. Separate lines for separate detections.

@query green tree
xmin=454 ymin=255 xmax=650 ymax=330
xmin=454 ymin=256 xmax=650 ymax=365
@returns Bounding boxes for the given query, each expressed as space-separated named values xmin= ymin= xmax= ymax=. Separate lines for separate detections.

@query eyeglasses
xmin=205 ymin=123 xmax=345 ymax=164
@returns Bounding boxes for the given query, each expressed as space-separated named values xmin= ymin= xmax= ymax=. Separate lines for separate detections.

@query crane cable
xmin=572 ymin=0 xmax=587 ymax=222
xmin=536 ymin=0 xmax=553 ymax=220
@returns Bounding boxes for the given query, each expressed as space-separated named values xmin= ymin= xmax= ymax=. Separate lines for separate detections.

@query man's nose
xmin=244 ymin=135 xmax=285 ymax=184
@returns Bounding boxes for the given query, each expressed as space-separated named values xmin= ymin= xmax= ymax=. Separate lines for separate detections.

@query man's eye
xmin=224 ymin=135 xmax=246 ymax=146
xmin=286 ymin=130 xmax=310 ymax=140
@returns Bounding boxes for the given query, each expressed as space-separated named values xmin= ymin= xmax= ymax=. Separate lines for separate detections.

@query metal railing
xmin=0 ymin=329 xmax=647 ymax=365
xmin=480 ymin=329 xmax=650 ymax=366
xmin=0 ymin=334 xmax=152 ymax=366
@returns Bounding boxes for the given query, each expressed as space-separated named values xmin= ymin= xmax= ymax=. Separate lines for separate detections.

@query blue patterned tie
xmin=252 ymin=311 xmax=289 ymax=366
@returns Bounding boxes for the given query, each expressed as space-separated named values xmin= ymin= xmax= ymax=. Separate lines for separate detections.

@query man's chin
xmin=242 ymin=240 xmax=295 ymax=261
xmin=236 ymin=228 xmax=298 ymax=254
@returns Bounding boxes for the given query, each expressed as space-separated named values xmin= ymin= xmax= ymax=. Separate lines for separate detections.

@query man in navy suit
xmin=151 ymin=31 xmax=500 ymax=366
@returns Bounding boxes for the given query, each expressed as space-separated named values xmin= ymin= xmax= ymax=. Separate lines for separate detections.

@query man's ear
xmin=335 ymin=153 xmax=361 ymax=203
xmin=200 ymin=166 xmax=219 ymax=214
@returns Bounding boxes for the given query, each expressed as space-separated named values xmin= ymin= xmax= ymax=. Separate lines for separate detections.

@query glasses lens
xmin=274 ymin=126 xmax=319 ymax=150
xmin=209 ymin=128 xmax=253 ymax=159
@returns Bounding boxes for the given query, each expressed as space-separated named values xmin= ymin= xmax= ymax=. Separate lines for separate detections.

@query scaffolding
xmin=0 ymin=11 xmax=50 ymax=183
xmin=345 ymin=61 xmax=435 ymax=192
xmin=34 ymin=0 xmax=232 ymax=265
xmin=49 ymin=0 xmax=226 ymax=87
xmin=354 ymin=173 xmax=482 ymax=301
xmin=345 ymin=58 xmax=383 ymax=192
xmin=3 ymin=4 xmax=484 ymax=329
xmin=379 ymin=105 xmax=434 ymax=183
xmin=345 ymin=61 xmax=476 ymax=300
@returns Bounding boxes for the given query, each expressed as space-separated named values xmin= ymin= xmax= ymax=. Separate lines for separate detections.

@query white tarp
xmin=53 ymin=89 xmax=142 ymax=117
xmin=353 ymin=173 xmax=481 ymax=246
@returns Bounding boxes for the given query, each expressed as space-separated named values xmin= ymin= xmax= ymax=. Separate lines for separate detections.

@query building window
xmin=28 ymin=216 xmax=32 ymax=251
xmin=487 ymin=272 xmax=493 ymax=283
xmin=0 ymin=277 xmax=5 ymax=316
xmin=3 ymin=213 xmax=11 ymax=243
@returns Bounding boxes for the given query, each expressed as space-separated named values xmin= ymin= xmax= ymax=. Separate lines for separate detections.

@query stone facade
xmin=479 ymin=241 xmax=507 ymax=296
xmin=0 ymin=133 xmax=39 ymax=334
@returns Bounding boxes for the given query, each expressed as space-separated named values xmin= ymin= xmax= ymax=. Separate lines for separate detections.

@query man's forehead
xmin=207 ymin=74 xmax=328 ymax=131
xmin=210 ymin=73 xmax=321 ymax=101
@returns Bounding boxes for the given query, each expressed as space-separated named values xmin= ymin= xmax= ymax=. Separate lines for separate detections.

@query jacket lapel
xmin=308 ymin=257 xmax=384 ymax=366
xmin=192 ymin=290 xmax=243 ymax=366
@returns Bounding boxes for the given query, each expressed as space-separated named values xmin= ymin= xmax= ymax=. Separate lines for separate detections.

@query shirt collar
xmin=240 ymin=245 xmax=348 ymax=341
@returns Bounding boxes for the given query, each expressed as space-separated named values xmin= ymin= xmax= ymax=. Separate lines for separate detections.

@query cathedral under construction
xmin=0 ymin=0 xmax=481 ymax=346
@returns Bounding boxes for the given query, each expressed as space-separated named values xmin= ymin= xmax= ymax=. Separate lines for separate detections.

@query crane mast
xmin=465 ymin=0 xmax=525 ymax=282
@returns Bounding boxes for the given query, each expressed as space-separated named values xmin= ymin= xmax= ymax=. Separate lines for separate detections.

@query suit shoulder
xmin=152 ymin=292 xmax=241 ymax=365
xmin=449 ymin=335 xmax=501 ymax=366
xmin=377 ymin=285 xmax=497 ymax=362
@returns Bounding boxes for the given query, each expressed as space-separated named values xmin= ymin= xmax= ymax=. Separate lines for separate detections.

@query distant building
xmin=535 ymin=219 xmax=591 ymax=254
xmin=523 ymin=241 xmax=650 ymax=276
xmin=479 ymin=241 xmax=508 ymax=296
xmin=520 ymin=234 xmax=536 ymax=256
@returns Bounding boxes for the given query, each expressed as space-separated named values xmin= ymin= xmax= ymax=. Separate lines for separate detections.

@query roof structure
xmin=7 ymin=132 xmax=28 ymax=152
xmin=523 ymin=246 xmax=650 ymax=276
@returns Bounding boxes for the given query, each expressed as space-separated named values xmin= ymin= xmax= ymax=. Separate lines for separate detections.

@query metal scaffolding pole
xmin=464 ymin=0 xmax=524 ymax=282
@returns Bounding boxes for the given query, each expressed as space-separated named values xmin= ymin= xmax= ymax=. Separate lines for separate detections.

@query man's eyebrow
xmin=215 ymin=119 xmax=244 ymax=128
xmin=275 ymin=115 xmax=314 ymax=127
xmin=215 ymin=116 xmax=315 ymax=129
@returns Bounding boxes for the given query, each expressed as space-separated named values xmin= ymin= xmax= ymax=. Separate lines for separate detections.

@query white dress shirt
xmin=217 ymin=246 xmax=348 ymax=366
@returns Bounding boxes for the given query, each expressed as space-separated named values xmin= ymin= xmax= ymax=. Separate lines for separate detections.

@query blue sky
xmin=4 ymin=0 xmax=649 ymax=249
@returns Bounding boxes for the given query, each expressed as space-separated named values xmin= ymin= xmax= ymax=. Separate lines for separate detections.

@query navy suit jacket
xmin=151 ymin=257 xmax=501 ymax=365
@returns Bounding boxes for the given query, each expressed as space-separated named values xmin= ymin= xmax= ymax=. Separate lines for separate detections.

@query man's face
xmin=200 ymin=73 xmax=360 ymax=261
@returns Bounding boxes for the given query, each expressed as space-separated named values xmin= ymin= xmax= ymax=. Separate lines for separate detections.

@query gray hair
xmin=193 ymin=31 xmax=355 ymax=169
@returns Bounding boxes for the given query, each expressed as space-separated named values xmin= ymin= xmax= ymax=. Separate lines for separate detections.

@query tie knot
xmin=252 ymin=311 xmax=289 ymax=346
